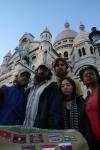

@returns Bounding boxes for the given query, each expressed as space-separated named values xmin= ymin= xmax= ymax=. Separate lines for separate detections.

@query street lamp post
xmin=89 ymin=27 xmax=100 ymax=74
xmin=89 ymin=27 xmax=100 ymax=48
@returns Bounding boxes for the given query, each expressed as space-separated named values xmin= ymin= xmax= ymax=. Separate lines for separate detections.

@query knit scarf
xmin=63 ymin=98 xmax=79 ymax=130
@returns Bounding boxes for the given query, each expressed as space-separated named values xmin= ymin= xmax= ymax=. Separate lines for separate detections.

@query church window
xmin=82 ymin=47 xmax=86 ymax=55
xmin=64 ymin=51 xmax=68 ymax=59
xmin=78 ymin=49 xmax=82 ymax=57
xmin=98 ymin=48 xmax=100 ymax=56
xmin=58 ymin=42 xmax=61 ymax=45
xmin=52 ymin=62 xmax=54 ymax=69
xmin=66 ymin=44 xmax=73 ymax=47
xmin=32 ymin=56 xmax=36 ymax=64
xmin=90 ymin=46 xmax=93 ymax=54
xmin=63 ymin=40 xmax=67 ymax=43
xmin=73 ymin=54 xmax=75 ymax=62
xmin=59 ymin=53 xmax=62 ymax=57
xmin=64 ymin=51 xmax=68 ymax=60
xmin=94 ymin=48 xmax=96 ymax=52
xmin=69 ymin=39 xmax=73 ymax=42
xmin=22 ymin=38 xmax=27 ymax=43
xmin=32 ymin=55 xmax=36 ymax=60
xmin=32 ymin=65 xmax=35 ymax=70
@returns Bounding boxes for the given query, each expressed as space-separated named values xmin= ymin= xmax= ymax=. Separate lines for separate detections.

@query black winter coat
xmin=0 ymin=88 xmax=4 ymax=107
xmin=33 ymin=82 xmax=61 ymax=129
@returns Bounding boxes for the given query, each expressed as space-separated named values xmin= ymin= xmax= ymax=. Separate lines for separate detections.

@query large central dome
xmin=54 ymin=22 xmax=77 ymax=43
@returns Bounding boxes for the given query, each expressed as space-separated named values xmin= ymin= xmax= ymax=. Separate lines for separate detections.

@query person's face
xmin=36 ymin=66 xmax=49 ymax=82
xmin=82 ymin=69 xmax=98 ymax=86
xmin=54 ymin=61 xmax=67 ymax=78
xmin=16 ymin=72 xmax=30 ymax=87
xmin=61 ymin=79 xmax=73 ymax=96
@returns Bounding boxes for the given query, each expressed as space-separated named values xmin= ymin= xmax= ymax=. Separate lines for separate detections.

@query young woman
xmin=80 ymin=65 xmax=100 ymax=150
xmin=60 ymin=77 xmax=84 ymax=132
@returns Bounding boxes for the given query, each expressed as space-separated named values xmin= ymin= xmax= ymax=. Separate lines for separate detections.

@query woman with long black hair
xmin=60 ymin=77 xmax=84 ymax=132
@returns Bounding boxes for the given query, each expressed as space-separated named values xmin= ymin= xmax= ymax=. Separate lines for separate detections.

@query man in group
xmin=24 ymin=63 xmax=61 ymax=129
xmin=0 ymin=68 xmax=31 ymax=125
xmin=53 ymin=58 xmax=68 ymax=85
xmin=53 ymin=57 xmax=83 ymax=97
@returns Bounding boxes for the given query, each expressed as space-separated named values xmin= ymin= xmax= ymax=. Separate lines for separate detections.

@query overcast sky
xmin=0 ymin=0 xmax=99 ymax=64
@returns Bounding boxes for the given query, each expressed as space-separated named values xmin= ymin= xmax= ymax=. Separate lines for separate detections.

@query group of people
xmin=0 ymin=58 xmax=100 ymax=150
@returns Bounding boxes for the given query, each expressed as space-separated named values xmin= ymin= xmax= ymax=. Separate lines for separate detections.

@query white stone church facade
xmin=0 ymin=21 xmax=100 ymax=87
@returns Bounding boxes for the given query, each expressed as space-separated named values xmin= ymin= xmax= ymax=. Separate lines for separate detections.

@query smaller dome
xmin=5 ymin=51 xmax=12 ymax=57
xmin=43 ymin=27 xmax=50 ymax=32
xmin=41 ymin=26 xmax=52 ymax=37
xmin=74 ymin=22 xmax=90 ymax=45
xmin=54 ymin=22 xmax=77 ymax=43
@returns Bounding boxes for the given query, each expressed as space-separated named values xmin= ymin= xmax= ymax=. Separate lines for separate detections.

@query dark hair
xmin=60 ymin=77 xmax=76 ymax=97
xmin=79 ymin=65 xmax=100 ymax=83
xmin=53 ymin=58 xmax=69 ymax=69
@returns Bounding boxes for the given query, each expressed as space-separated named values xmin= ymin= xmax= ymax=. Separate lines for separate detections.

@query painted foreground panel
xmin=0 ymin=126 xmax=89 ymax=150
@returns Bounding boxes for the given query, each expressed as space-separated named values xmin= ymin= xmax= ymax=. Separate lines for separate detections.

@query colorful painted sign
xmin=0 ymin=126 xmax=89 ymax=150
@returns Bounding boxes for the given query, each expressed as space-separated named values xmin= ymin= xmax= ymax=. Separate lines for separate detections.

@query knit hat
xmin=17 ymin=68 xmax=31 ymax=76
xmin=38 ymin=63 xmax=50 ymax=69
xmin=36 ymin=63 xmax=52 ymax=76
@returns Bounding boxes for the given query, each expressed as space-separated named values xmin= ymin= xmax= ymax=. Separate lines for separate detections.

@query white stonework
xmin=53 ymin=21 xmax=77 ymax=61
xmin=0 ymin=21 xmax=100 ymax=96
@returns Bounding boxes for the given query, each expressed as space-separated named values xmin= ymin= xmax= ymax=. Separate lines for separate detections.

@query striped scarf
xmin=63 ymin=98 xmax=79 ymax=130
xmin=24 ymin=80 xmax=52 ymax=127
